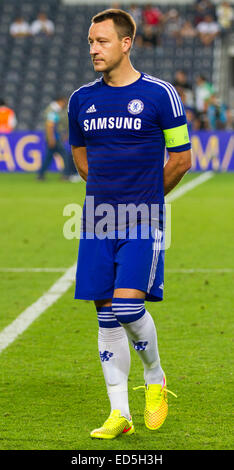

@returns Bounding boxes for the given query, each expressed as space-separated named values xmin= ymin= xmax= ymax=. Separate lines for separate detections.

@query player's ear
xmin=122 ymin=36 xmax=132 ymax=54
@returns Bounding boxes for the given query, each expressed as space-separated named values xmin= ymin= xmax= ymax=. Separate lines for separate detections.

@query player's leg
xmin=112 ymin=290 xmax=164 ymax=387
xmin=56 ymin=140 xmax=70 ymax=178
xmin=112 ymin=226 xmax=175 ymax=430
xmin=37 ymin=144 xmax=54 ymax=179
xmin=90 ymin=298 xmax=134 ymax=439
xmin=112 ymin=291 xmax=170 ymax=431
xmin=74 ymin=236 xmax=134 ymax=438
xmin=113 ymin=227 xmax=165 ymax=388
xmin=95 ymin=298 xmax=131 ymax=419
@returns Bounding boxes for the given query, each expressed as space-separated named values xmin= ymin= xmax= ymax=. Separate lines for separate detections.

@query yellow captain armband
xmin=163 ymin=124 xmax=190 ymax=149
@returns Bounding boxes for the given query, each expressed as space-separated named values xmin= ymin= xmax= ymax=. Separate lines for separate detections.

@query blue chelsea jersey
xmin=68 ymin=72 xmax=191 ymax=214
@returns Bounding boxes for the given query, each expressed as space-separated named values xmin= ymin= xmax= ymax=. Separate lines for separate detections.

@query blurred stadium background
xmin=0 ymin=0 xmax=233 ymax=453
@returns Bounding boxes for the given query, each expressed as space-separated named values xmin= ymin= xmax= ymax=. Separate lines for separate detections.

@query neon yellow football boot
xmin=134 ymin=376 xmax=177 ymax=430
xmin=90 ymin=409 xmax=135 ymax=439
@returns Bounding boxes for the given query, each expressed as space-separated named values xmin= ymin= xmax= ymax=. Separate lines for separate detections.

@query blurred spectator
xmin=184 ymin=106 xmax=201 ymax=132
xmin=9 ymin=17 xmax=31 ymax=37
xmin=0 ymin=99 xmax=17 ymax=133
xmin=216 ymin=1 xmax=234 ymax=33
xmin=196 ymin=15 xmax=220 ymax=46
xmin=37 ymin=96 xmax=70 ymax=180
xmin=162 ymin=9 xmax=183 ymax=42
xmin=174 ymin=70 xmax=194 ymax=108
xmin=135 ymin=24 xmax=158 ymax=48
xmin=127 ymin=3 xmax=142 ymax=28
xmin=31 ymin=13 xmax=55 ymax=36
xmin=195 ymin=75 xmax=214 ymax=127
xmin=179 ymin=20 xmax=197 ymax=43
xmin=195 ymin=74 xmax=214 ymax=112
xmin=206 ymin=93 xmax=233 ymax=130
xmin=194 ymin=0 xmax=215 ymax=25
xmin=184 ymin=106 xmax=195 ymax=134
xmin=142 ymin=3 xmax=163 ymax=28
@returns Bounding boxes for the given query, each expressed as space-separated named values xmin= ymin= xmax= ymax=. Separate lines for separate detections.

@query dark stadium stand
xmin=0 ymin=0 xmax=216 ymax=130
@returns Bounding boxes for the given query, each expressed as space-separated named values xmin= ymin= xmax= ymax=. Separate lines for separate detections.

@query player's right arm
xmin=68 ymin=91 xmax=87 ymax=180
xmin=71 ymin=146 xmax=88 ymax=181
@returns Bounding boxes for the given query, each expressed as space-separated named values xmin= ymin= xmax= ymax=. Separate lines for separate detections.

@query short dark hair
xmin=91 ymin=9 xmax=136 ymax=43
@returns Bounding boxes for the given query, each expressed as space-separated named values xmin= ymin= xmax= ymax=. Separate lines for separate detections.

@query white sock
xmin=123 ymin=310 xmax=164 ymax=386
xmin=97 ymin=309 xmax=131 ymax=420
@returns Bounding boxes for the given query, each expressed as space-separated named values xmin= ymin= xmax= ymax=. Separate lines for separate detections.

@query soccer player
xmin=37 ymin=96 xmax=70 ymax=180
xmin=68 ymin=9 xmax=191 ymax=439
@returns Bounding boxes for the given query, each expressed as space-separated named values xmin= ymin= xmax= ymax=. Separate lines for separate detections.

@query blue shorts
xmin=75 ymin=224 xmax=165 ymax=302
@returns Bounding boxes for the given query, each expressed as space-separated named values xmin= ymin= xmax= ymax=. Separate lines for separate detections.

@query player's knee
xmin=94 ymin=299 xmax=112 ymax=309
xmin=112 ymin=298 xmax=146 ymax=324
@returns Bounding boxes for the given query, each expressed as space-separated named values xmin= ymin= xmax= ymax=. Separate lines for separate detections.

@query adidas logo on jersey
xmin=86 ymin=104 xmax=97 ymax=113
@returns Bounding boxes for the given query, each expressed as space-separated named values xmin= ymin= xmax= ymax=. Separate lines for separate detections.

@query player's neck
xmin=103 ymin=63 xmax=141 ymax=88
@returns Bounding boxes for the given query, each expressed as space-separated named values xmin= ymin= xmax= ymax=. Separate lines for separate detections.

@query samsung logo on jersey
xmin=83 ymin=117 xmax=142 ymax=131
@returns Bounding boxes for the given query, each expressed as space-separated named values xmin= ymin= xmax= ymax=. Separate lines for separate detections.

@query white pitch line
xmin=0 ymin=268 xmax=68 ymax=273
xmin=165 ymin=171 xmax=214 ymax=203
xmin=0 ymin=171 xmax=214 ymax=354
xmin=166 ymin=268 xmax=234 ymax=273
xmin=0 ymin=264 xmax=76 ymax=353
xmin=0 ymin=268 xmax=233 ymax=274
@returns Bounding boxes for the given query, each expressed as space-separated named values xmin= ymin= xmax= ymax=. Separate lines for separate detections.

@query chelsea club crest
xmin=127 ymin=99 xmax=144 ymax=115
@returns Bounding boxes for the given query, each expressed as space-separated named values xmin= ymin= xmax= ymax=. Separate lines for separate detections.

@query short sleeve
xmin=157 ymin=83 xmax=191 ymax=152
xmin=46 ymin=111 xmax=58 ymax=123
xmin=68 ymin=92 xmax=86 ymax=147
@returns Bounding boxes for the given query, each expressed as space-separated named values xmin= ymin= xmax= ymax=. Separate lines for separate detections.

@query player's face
xmin=88 ymin=19 xmax=126 ymax=73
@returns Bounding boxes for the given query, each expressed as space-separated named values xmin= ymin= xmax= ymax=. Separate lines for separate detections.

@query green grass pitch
xmin=0 ymin=172 xmax=233 ymax=450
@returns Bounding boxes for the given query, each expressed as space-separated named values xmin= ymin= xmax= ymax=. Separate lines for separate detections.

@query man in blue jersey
xmin=68 ymin=9 xmax=191 ymax=439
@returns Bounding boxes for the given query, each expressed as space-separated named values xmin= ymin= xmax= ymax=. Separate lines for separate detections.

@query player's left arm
xmin=164 ymin=148 xmax=192 ymax=196
xmin=156 ymin=84 xmax=192 ymax=195
xmin=71 ymin=145 xmax=88 ymax=181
